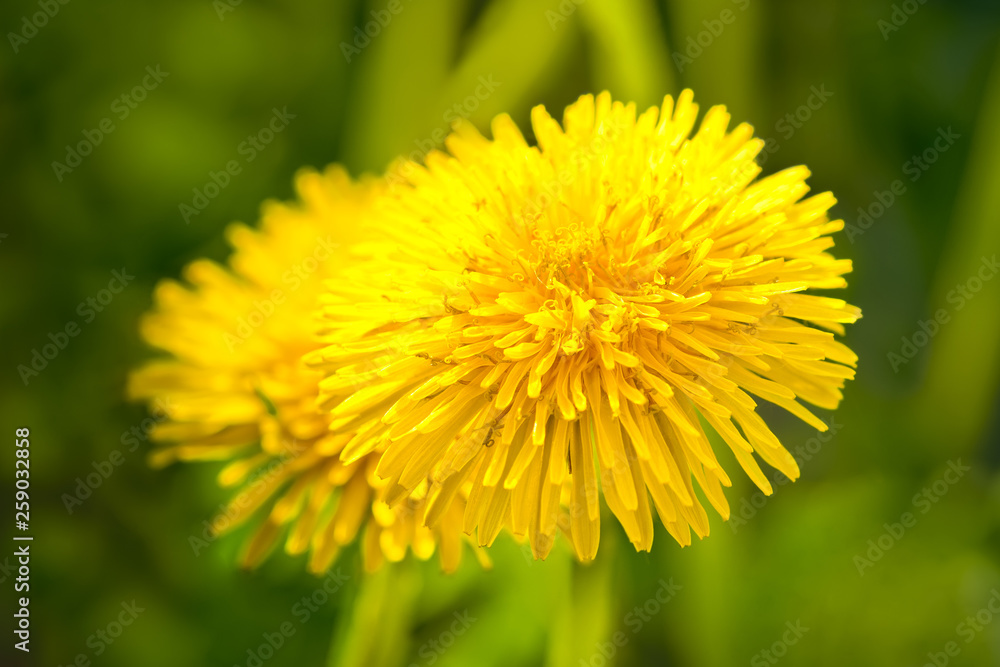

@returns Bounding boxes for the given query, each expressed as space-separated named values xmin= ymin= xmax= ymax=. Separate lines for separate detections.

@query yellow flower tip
xmin=146 ymin=449 xmax=176 ymax=469
xmin=314 ymin=89 xmax=861 ymax=562
xmin=223 ymin=221 xmax=253 ymax=248
xmin=473 ymin=549 xmax=493 ymax=571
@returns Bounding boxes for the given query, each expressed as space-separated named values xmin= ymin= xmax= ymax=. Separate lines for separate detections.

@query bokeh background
xmin=3 ymin=0 xmax=1000 ymax=665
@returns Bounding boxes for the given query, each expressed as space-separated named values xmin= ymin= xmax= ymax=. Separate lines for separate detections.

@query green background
xmin=3 ymin=0 xmax=1000 ymax=665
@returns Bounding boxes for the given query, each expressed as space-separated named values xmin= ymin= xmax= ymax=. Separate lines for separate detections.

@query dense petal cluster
xmin=130 ymin=167 xmax=483 ymax=573
xmin=307 ymin=91 xmax=860 ymax=561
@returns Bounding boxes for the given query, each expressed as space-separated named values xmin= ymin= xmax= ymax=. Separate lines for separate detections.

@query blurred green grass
xmin=2 ymin=0 xmax=1000 ymax=665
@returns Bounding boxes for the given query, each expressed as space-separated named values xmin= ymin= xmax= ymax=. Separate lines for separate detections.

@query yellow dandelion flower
xmin=308 ymin=90 xmax=861 ymax=562
xmin=129 ymin=166 xmax=484 ymax=574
